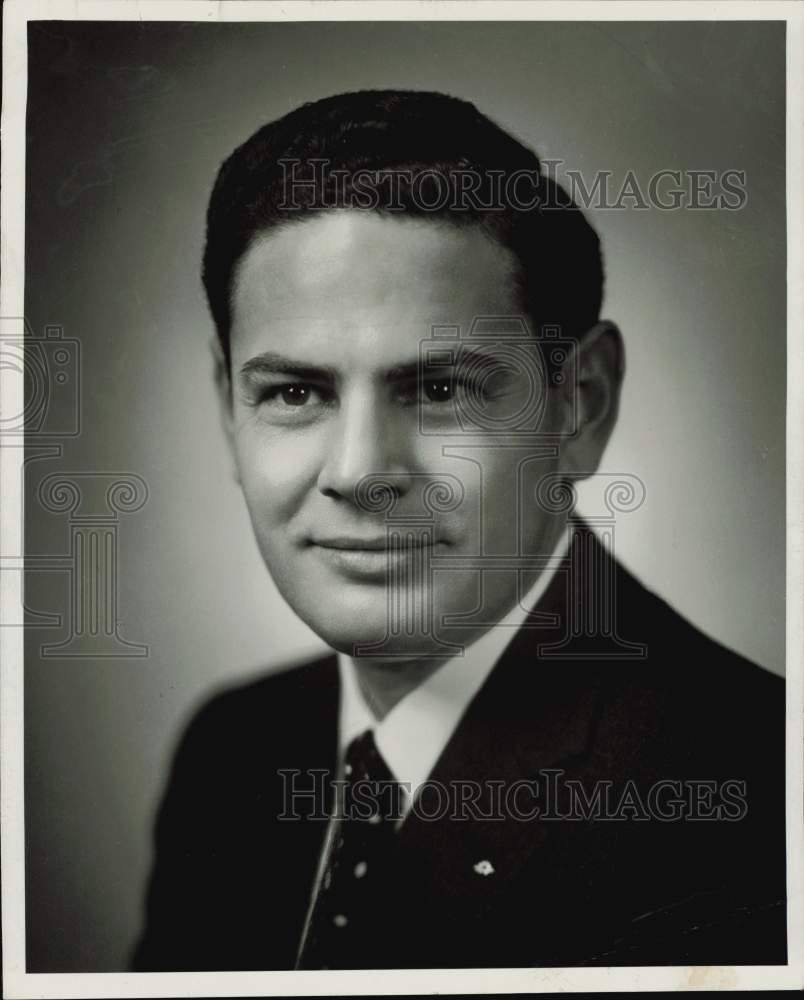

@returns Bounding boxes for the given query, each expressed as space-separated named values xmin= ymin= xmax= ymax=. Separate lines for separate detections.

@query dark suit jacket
xmin=131 ymin=528 xmax=786 ymax=970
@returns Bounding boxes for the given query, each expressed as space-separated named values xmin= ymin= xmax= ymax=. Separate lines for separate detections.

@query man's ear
xmin=211 ymin=338 xmax=240 ymax=485
xmin=557 ymin=320 xmax=625 ymax=478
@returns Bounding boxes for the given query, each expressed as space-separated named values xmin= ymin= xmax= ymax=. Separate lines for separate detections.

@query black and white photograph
xmin=1 ymin=1 xmax=802 ymax=995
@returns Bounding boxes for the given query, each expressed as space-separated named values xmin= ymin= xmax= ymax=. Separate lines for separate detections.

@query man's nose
xmin=316 ymin=388 xmax=414 ymax=504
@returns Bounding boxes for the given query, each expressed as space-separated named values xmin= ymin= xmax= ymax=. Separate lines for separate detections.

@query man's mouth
xmin=308 ymin=534 xmax=441 ymax=580
xmin=312 ymin=535 xmax=435 ymax=552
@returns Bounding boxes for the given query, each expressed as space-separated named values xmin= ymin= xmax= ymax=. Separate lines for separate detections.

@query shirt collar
xmin=337 ymin=531 xmax=568 ymax=810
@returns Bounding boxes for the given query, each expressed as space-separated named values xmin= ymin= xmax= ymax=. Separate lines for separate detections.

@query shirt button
xmin=333 ymin=914 xmax=349 ymax=928
xmin=353 ymin=861 xmax=367 ymax=879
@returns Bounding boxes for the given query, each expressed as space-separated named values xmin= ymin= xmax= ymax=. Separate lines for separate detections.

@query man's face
xmin=225 ymin=211 xmax=568 ymax=657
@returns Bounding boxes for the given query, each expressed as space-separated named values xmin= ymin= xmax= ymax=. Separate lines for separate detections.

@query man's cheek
xmin=237 ymin=439 xmax=314 ymax=514
xmin=242 ymin=474 xmax=302 ymax=534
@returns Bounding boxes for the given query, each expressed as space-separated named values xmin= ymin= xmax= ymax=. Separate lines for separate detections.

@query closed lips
xmin=312 ymin=537 xmax=436 ymax=550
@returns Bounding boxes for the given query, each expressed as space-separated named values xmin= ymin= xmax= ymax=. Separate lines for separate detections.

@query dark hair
xmin=202 ymin=89 xmax=603 ymax=368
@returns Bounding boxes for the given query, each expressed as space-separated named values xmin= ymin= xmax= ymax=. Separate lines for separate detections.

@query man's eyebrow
xmin=384 ymin=360 xmax=422 ymax=382
xmin=238 ymin=352 xmax=338 ymax=382
xmin=385 ymin=346 xmax=513 ymax=382
xmin=240 ymin=354 xmax=431 ymax=384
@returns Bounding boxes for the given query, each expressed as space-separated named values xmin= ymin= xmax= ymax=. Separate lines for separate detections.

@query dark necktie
xmin=296 ymin=729 xmax=405 ymax=969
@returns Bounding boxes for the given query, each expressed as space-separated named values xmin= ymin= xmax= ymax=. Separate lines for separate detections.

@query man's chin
xmin=305 ymin=618 xmax=420 ymax=658
xmin=278 ymin=589 xmax=392 ymax=651
xmin=294 ymin=608 xmax=454 ymax=660
xmin=274 ymin=575 xmax=472 ymax=659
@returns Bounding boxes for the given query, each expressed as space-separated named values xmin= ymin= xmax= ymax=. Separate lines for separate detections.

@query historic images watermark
xmin=278 ymin=159 xmax=748 ymax=213
xmin=278 ymin=769 xmax=749 ymax=823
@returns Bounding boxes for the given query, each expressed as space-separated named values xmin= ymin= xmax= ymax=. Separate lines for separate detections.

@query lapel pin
xmin=473 ymin=859 xmax=495 ymax=876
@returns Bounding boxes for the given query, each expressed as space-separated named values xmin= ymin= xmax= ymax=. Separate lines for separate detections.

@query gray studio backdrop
xmin=23 ymin=20 xmax=785 ymax=971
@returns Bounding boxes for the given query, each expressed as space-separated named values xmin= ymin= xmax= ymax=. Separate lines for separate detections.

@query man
xmin=132 ymin=90 xmax=786 ymax=970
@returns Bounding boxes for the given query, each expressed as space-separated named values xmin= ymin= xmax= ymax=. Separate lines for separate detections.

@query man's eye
xmin=422 ymin=378 xmax=455 ymax=403
xmin=262 ymin=383 xmax=323 ymax=407
xmin=279 ymin=383 xmax=312 ymax=406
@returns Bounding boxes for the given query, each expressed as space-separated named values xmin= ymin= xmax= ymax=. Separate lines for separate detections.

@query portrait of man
xmin=11 ymin=12 xmax=796 ymax=993
xmin=128 ymin=89 xmax=787 ymax=971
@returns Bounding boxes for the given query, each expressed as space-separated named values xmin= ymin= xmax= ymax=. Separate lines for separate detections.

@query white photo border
xmin=2 ymin=1 xmax=802 ymax=995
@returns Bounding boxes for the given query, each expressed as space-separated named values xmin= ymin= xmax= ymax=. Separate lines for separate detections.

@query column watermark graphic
xmin=1 ymin=317 xmax=150 ymax=658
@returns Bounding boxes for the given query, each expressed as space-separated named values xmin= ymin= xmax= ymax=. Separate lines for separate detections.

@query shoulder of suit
xmin=603 ymin=556 xmax=784 ymax=751
xmin=176 ymin=652 xmax=338 ymax=750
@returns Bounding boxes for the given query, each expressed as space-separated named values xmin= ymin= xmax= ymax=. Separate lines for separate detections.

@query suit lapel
xmin=394 ymin=526 xmax=607 ymax=893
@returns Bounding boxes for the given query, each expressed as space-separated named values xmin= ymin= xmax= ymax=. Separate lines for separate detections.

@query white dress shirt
xmin=337 ymin=532 xmax=568 ymax=817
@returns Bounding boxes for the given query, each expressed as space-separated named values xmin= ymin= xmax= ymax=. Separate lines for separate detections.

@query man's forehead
xmin=231 ymin=211 xmax=521 ymax=327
